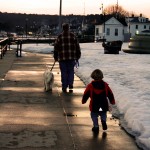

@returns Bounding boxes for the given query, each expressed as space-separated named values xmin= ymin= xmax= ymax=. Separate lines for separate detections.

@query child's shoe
xmin=92 ymin=126 xmax=99 ymax=132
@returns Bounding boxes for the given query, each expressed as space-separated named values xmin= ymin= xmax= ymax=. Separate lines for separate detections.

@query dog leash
xmin=75 ymin=60 xmax=79 ymax=69
xmin=50 ymin=61 xmax=56 ymax=71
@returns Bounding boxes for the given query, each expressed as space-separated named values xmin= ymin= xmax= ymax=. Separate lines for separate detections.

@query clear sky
xmin=0 ymin=0 xmax=150 ymax=18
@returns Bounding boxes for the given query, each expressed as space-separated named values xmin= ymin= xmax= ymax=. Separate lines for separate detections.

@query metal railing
xmin=0 ymin=38 xmax=9 ymax=59
xmin=0 ymin=36 xmax=56 ymax=59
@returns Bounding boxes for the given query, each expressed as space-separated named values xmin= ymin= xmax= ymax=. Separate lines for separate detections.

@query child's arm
xmin=105 ymin=83 xmax=115 ymax=105
xmin=82 ymin=84 xmax=91 ymax=104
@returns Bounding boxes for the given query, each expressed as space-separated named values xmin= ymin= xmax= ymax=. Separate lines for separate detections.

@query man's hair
xmin=62 ymin=23 xmax=69 ymax=31
xmin=91 ymin=69 xmax=104 ymax=80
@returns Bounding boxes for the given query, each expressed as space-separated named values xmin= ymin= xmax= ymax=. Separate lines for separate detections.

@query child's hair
xmin=91 ymin=69 xmax=104 ymax=80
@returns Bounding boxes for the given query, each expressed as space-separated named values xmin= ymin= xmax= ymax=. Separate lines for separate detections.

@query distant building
xmin=95 ymin=14 xmax=150 ymax=42
xmin=0 ymin=31 xmax=7 ymax=37
xmin=126 ymin=14 xmax=150 ymax=37
xmin=95 ymin=15 xmax=128 ymax=42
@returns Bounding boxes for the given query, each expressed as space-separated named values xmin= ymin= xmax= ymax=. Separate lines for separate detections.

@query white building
xmin=126 ymin=14 xmax=150 ymax=37
xmin=95 ymin=16 xmax=128 ymax=42
xmin=95 ymin=14 xmax=150 ymax=42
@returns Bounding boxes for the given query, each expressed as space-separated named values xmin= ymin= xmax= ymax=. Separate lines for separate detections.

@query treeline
xmin=0 ymin=12 xmax=102 ymax=33
xmin=0 ymin=12 xmax=59 ymax=32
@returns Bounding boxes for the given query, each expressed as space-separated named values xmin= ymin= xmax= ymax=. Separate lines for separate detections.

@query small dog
xmin=43 ymin=68 xmax=54 ymax=92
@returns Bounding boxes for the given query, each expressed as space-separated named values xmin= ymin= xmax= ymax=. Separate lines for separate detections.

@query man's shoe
xmin=69 ymin=89 xmax=73 ymax=93
xmin=102 ymin=122 xmax=107 ymax=130
xmin=69 ymin=85 xmax=73 ymax=89
xmin=92 ymin=127 xmax=99 ymax=132
xmin=62 ymin=88 xmax=67 ymax=93
xmin=69 ymin=85 xmax=73 ymax=92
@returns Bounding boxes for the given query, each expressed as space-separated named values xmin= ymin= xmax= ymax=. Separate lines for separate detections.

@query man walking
xmin=54 ymin=23 xmax=81 ymax=92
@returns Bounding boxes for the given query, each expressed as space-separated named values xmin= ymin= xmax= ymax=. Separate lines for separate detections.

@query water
xmin=11 ymin=42 xmax=150 ymax=150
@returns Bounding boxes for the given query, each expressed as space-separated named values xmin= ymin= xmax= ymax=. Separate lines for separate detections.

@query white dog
xmin=43 ymin=68 xmax=54 ymax=92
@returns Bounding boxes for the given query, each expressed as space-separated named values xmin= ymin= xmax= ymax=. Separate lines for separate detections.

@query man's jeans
xmin=59 ymin=60 xmax=75 ymax=89
xmin=91 ymin=111 xmax=107 ymax=127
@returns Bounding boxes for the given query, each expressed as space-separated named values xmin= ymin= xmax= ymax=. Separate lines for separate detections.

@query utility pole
xmin=58 ymin=0 xmax=62 ymax=33
xmin=25 ymin=18 xmax=28 ymax=38
xmin=116 ymin=0 xmax=118 ymax=17
xmin=117 ymin=0 xmax=118 ymax=10
xmin=101 ymin=3 xmax=105 ymax=42
xmin=82 ymin=0 xmax=85 ymax=28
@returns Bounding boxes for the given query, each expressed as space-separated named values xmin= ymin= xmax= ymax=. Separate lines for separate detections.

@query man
xmin=54 ymin=23 xmax=81 ymax=92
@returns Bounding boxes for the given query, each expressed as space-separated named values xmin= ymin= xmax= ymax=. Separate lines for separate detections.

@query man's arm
xmin=75 ymin=38 xmax=81 ymax=59
xmin=54 ymin=39 xmax=59 ymax=61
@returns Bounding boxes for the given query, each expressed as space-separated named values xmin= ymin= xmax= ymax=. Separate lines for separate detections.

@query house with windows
xmin=95 ymin=15 xmax=128 ymax=42
xmin=126 ymin=14 xmax=150 ymax=37
xmin=95 ymin=14 xmax=150 ymax=42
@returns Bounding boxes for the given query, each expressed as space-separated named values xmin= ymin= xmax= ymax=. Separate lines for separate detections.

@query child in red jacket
xmin=82 ymin=69 xmax=116 ymax=132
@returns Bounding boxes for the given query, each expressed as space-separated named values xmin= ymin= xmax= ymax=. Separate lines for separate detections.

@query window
xmin=136 ymin=25 xmax=138 ymax=29
xmin=122 ymin=29 xmax=124 ymax=35
xmin=144 ymin=25 xmax=146 ymax=29
xmin=96 ymin=28 xmax=99 ymax=35
xmin=115 ymin=28 xmax=118 ymax=36
xmin=106 ymin=28 xmax=110 ymax=35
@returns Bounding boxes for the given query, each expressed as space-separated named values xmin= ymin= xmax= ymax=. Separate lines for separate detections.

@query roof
xmin=129 ymin=17 xmax=150 ymax=23
xmin=96 ymin=15 xmax=127 ymax=26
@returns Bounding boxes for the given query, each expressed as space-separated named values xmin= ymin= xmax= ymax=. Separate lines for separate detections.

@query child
xmin=82 ymin=69 xmax=116 ymax=132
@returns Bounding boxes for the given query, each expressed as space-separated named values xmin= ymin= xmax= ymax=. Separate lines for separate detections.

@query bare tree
xmin=104 ymin=5 xmax=129 ymax=17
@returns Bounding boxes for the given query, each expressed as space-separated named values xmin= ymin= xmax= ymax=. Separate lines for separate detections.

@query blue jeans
xmin=59 ymin=60 xmax=75 ymax=89
xmin=91 ymin=111 xmax=107 ymax=127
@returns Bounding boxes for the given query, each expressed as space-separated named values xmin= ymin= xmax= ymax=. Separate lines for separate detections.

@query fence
xmin=0 ymin=38 xmax=9 ymax=59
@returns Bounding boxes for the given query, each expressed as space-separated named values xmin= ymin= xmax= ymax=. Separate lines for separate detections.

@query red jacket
xmin=82 ymin=80 xmax=115 ymax=112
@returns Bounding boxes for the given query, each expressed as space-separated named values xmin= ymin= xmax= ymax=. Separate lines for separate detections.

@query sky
xmin=11 ymin=42 xmax=150 ymax=150
xmin=0 ymin=0 xmax=150 ymax=18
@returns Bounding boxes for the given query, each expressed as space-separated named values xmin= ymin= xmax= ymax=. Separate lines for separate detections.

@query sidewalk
xmin=0 ymin=49 xmax=140 ymax=150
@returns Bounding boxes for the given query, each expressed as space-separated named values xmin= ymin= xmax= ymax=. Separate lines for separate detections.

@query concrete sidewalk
xmin=0 ymin=49 xmax=140 ymax=150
